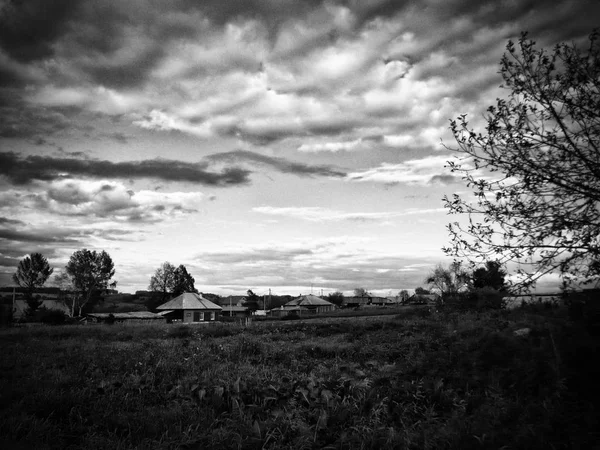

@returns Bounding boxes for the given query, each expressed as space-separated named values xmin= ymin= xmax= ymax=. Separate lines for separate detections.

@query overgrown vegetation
xmin=1 ymin=306 xmax=597 ymax=449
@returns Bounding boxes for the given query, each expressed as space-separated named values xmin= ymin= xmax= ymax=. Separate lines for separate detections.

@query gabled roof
xmin=157 ymin=292 xmax=223 ymax=310
xmin=286 ymin=294 xmax=334 ymax=307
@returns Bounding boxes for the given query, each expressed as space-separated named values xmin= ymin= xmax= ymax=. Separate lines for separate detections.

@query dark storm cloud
xmin=0 ymin=0 xmax=79 ymax=62
xmin=206 ymin=150 xmax=347 ymax=178
xmin=0 ymin=151 xmax=251 ymax=186
xmin=0 ymin=100 xmax=75 ymax=139
xmin=106 ymin=132 xmax=132 ymax=144
xmin=0 ymin=149 xmax=344 ymax=186
xmin=0 ymin=228 xmax=81 ymax=244
xmin=0 ymin=217 xmax=25 ymax=226
xmin=429 ymin=174 xmax=461 ymax=185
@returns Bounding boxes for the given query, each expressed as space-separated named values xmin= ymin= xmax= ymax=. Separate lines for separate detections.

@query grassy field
xmin=1 ymin=306 xmax=598 ymax=449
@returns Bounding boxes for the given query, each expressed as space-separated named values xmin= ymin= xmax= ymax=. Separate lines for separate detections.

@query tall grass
xmin=0 ymin=307 xmax=597 ymax=449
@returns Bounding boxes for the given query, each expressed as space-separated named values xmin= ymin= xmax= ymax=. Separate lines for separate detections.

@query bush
xmin=39 ymin=308 xmax=67 ymax=325
xmin=442 ymin=289 xmax=506 ymax=311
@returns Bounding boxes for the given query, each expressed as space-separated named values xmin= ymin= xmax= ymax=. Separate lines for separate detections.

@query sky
xmin=1 ymin=0 xmax=598 ymax=296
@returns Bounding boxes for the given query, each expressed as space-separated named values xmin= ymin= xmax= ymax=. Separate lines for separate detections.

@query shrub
xmin=39 ymin=308 xmax=67 ymax=325
xmin=442 ymin=289 xmax=506 ymax=311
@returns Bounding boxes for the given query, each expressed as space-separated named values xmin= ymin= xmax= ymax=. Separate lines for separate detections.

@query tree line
xmin=12 ymin=250 xmax=115 ymax=318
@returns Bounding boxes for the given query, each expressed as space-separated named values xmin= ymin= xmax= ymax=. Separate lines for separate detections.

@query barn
xmin=156 ymin=292 xmax=222 ymax=323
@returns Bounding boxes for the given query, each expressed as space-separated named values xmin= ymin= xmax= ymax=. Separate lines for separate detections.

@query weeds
xmin=0 ymin=307 xmax=597 ymax=449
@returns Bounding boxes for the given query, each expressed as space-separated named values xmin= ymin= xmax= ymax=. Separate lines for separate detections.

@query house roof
xmin=286 ymin=294 xmax=334 ymax=307
xmin=157 ymin=292 xmax=223 ymax=311
xmin=271 ymin=305 xmax=308 ymax=312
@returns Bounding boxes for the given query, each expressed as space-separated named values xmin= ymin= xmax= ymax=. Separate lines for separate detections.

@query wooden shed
xmin=156 ymin=292 xmax=222 ymax=323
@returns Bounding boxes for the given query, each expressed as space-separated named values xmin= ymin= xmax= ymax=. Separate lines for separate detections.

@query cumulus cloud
xmin=1 ymin=0 xmax=597 ymax=149
xmin=9 ymin=179 xmax=205 ymax=222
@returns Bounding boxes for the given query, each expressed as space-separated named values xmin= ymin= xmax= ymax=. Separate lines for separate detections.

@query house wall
xmin=183 ymin=309 xmax=218 ymax=323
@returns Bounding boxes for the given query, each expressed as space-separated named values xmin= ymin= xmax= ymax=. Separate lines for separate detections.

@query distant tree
xmin=53 ymin=272 xmax=76 ymax=317
xmin=327 ymin=291 xmax=345 ymax=306
xmin=13 ymin=253 xmax=53 ymax=314
xmin=172 ymin=265 xmax=197 ymax=296
xmin=354 ymin=287 xmax=369 ymax=298
xmin=444 ymin=30 xmax=600 ymax=290
xmin=244 ymin=290 xmax=260 ymax=313
xmin=426 ymin=262 xmax=470 ymax=299
xmin=398 ymin=289 xmax=410 ymax=303
xmin=202 ymin=292 xmax=221 ymax=304
xmin=472 ymin=261 xmax=507 ymax=291
xmin=414 ymin=287 xmax=430 ymax=295
xmin=148 ymin=262 xmax=176 ymax=302
xmin=65 ymin=249 xmax=115 ymax=316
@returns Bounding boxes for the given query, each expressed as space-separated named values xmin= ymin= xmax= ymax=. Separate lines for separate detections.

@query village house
xmin=271 ymin=294 xmax=335 ymax=317
xmin=156 ymin=292 xmax=222 ymax=323
xmin=219 ymin=295 xmax=249 ymax=317
xmin=341 ymin=296 xmax=370 ymax=308
xmin=369 ymin=296 xmax=393 ymax=306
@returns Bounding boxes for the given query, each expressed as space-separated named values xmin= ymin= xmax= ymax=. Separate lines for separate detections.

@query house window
xmin=205 ymin=311 xmax=213 ymax=321
xmin=193 ymin=312 xmax=202 ymax=322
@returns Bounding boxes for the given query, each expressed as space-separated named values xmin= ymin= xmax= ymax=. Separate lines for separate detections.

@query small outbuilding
xmin=157 ymin=292 xmax=222 ymax=323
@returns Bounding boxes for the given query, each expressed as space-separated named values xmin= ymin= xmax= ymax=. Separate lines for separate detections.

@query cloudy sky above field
xmin=0 ymin=0 xmax=598 ymax=295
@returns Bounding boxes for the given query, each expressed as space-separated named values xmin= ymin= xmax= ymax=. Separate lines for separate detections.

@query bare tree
xmin=53 ymin=272 xmax=76 ymax=317
xmin=444 ymin=30 xmax=600 ymax=290
xmin=426 ymin=262 xmax=470 ymax=299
